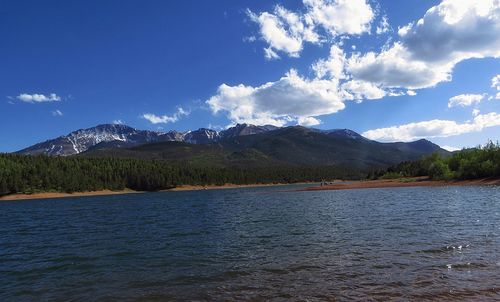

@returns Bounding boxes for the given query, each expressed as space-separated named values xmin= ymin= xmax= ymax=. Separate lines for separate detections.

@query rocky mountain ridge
xmin=17 ymin=123 xmax=280 ymax=156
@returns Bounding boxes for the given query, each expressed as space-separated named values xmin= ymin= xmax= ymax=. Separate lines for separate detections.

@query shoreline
xmin=299 ymin=177 xmax=500 ymax=192
xmin=0 ymin=189 xmax=142 ymax=201
xmin=166 ymin=182 xmax=305 ymax=192
xmin=3 ymin=178 xmax=499 ymax=201
xmin=0 ymin=183 xmax=307 ymax=201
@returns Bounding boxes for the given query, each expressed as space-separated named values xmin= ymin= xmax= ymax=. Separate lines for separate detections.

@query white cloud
xmin=304 ymin=0 xmax=374 ymax=35
xmin=341 ymin=80 xmax=386 ymax=100
xmin=347 ymin=42 xmax=454 ymax=89
xmin=298 ymin=116 xmax=321 ymax=126
xmin=492 ymin=74 xmax=500 ymax=99
xmin=472 ymin=108 xmax=480 ymax=116
xmin=441 ymin=145 xmax=461 ymax=152
xmin=348 ymin=0 xmax=500 ymax=89
xmin=142 ymin=107 xmax=189 ymax=124
xmin=400 ymin=0 xmax=500 ymax=63
xmin=448 ymin=94 xmax=485 ymax=108
xmin=493 ymin=74 xmax=500 ymax=88
xmin=312 ymin=45 xmax=387 ymax=101
xmin=16 ymin=93 xmax=61 ymax=103
xmin=206 ymin=69 xmax=345 ymax=126
xmin=407 ymin=90 xmax=417 ymax=96
xmin=312 ymin=45 xmax=346 ymax=79
xmin=264 ymin=47 xmax=281 ymax=60
xmin=112 ymin=119 xmax=124 ymax=125
xmin=362 ymin=111 xmax=500 ymax=142
xmin=387 ymin=90 xmax=406 ymax=97
xmin=51 ymin=109 xmax=63 ymax=116
xmin=376 ymin=15 xmax=390 ymax=34
xmin=247 ymin=5 xmax=319 ymax=59
xmin=248 ymin=0 xmax=374 ymax=58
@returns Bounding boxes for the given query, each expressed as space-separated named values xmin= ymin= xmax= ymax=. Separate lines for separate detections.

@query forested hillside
xmin=373 ymin=141 xmax=500 ymax=180
xmin=0 ymin=154 xmax=360 ymax=196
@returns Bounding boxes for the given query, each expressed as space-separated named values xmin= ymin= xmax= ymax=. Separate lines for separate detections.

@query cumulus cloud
xmin=312 ymin=45 xmax=395 ymax=101
xmin=303 ymin=0 xmax=374 ymax=35
xmin=298 ymin=116 xmax=322 ymax=126
xmin=400 ymin=0 xmax=500 ymax=63
xmin=347 ymin=43 xmax=454 ymax=89
xmin=247 ymin=5 xmax=319 ymax=58
xmin=348 ymin=0 xmax=500 ymax=89
xmin=142 ymin=107 xmax=189 ymax=124
xmin=205 ymin=54 xmax=393 ymax=125
xmin=312 ymin=45 xmax=346 ymax=79
xmin=51 ymin=109 xmax=63 ymax=116
xmin=362 ymin=111 xmax=500 ymax=142
xmin=248 ymin=0 xmax=374 ymax=58
xmin=341 ymin=80 xmax=386 ymax=100
xmin=16 ymin=93 xmax=61 ymax=103
xmin=207 ymin=69 xmax=344 ymax=126
xmin=448 ymin=94 xmax=486 ymax=108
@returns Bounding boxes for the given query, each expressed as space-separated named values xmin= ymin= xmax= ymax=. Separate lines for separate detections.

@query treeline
xmin=370 ymin=141 xmax=500 ymax=180
xmin=0 ymin=154 xmax=362 ymax=196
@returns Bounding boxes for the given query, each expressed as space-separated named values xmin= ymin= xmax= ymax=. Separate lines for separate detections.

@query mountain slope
xmin=17 ymin=123 xmax=449 ymax=170
xmin=220 ymin=124 xmax=279 ymax=139
xmin=17 ymin=123 xmax=278 ymax=156
xmin=83 ymin=126 xmax=449 ymax=169
xmin=219 ymin=126 xmax=447 ymax=168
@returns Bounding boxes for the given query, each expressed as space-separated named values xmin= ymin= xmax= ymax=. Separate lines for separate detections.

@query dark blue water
xmin=1 ymin=185 xmax=499 ymax=301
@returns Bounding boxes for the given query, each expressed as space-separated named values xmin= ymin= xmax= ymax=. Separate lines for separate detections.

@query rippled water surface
xmin=1 ymin=185 xmax=500 ymax=301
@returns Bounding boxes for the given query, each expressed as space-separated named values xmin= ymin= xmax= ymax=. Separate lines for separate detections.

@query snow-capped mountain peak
xmin=17 ymin=123 xmax=279 ymax=156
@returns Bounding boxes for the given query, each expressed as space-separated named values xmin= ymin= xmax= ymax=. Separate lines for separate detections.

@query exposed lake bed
xmin=2 ymin=177 xmax=499 ymax=201
xmin=1 ymin=185 xmax=499 ymax=300
xmin=302 ymin=177 xmax=500 ymax=192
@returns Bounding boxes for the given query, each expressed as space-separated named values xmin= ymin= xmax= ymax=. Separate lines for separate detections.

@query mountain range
xmin=17 ymin=123 xmax=449 ymax=170
xmin=17 ymin=123 xmax=278 ymax=156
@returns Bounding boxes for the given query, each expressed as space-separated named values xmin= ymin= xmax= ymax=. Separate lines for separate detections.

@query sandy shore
xmin=0 ymin=183 xmax=303 ymax=201
xmin=4 ymin=178 xmax=497 ymax=201
xmin=300 ymin=177 xmax=500 ymax=192
xmin=0 ymin=189 xmax=141 ymax=201
xmin=167 ymin=183 xmax=300 ymax=191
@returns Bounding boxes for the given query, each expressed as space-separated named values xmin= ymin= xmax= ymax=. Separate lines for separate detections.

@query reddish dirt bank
xmin=0 ymin=183 xmax=302 ymax=201
xmin=300 ymin=177 xmax=500 ymax=192
xmin=0 ymin=189 xmax=141 ymax=201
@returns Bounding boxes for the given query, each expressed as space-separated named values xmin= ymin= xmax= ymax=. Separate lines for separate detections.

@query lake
xmin=1 ymin=185 xmax=499 ymax=301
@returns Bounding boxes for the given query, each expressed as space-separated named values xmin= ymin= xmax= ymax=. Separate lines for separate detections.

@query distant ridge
xmin=17 ymin=123 xmax=279 ymax=156
xmin=17 ymin=123 xmax=449 ymax=170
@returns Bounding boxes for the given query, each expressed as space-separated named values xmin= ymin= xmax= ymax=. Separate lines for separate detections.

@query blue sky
xmin=1 ymin=0 xmax=499 ymax=152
